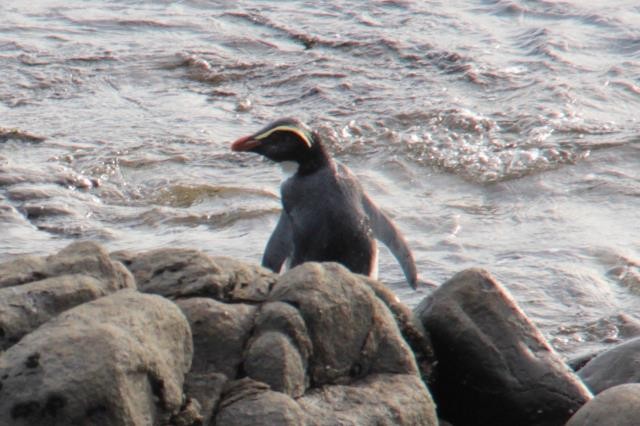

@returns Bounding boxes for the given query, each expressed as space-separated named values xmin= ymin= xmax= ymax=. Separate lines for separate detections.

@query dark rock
xmin=215 ymin=378 xmax=306 ymax=426
xmin=183 ymin=371 xmax=227 ymax=426
xmin=0 ymin=241 xmax=135 ymax=350
xmin=0 ymin=127 xmax=45 ymax=143
xmin=0 ymin=290 xmax=192 ymax=425
xmin=415 ymin=268 xmax=592 ymax=426
xmin=175 ymin=298 xmax=256 ymax=379
xmin=566 ymin=383 xmax=640 ymax=426
xmin=111 ymin=248 xmax=275 ymax=302
xmin=578 ymin=336 xmax=640 ymax=394
xmin=299 ymin=374 xmax=438 ymax=426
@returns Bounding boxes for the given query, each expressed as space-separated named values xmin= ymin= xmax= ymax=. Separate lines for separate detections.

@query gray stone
xmin=176 ymin=297 xmax=256 ymax=379
xmin=0 ymin=290 xmax=192 ymax=426
xmin=299 ymin=374 xmax=438 ymax=426
xmin=0 ymin=240 xmax=133 ymax=289
xmin=270 ymin=262 xmax=418 ymax=386
xmin=566 ymin=383 xmax=640 ymax=426
xmin=215 ymin=378 xmax=306 ymax=426
xmin=415 ymin=268 xmax=592 ymax=426
xmin=579 ymin=336 xmax=640 ymax=394
xmin=362 ymin=277 xmax=436 ymax=383
xmin=244 ymin=331 xmax=306 ymax=397
xmin=0 ymin=241 xmax=135 ymax=350
xmin=243 ymin=301 xmax=311 ymax=397
xmin=183 ymin=371 xmax=227 ymax=426
xmin=112 ymin=248 xmax=275 ymax=302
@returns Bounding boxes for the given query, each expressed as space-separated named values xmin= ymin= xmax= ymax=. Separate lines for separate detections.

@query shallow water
xmin=1 ymin=0 xmax=639 ymax=358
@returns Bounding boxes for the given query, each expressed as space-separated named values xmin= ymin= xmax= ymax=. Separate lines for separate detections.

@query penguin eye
xmin=256 ymin=125 xmax=312 ymax=148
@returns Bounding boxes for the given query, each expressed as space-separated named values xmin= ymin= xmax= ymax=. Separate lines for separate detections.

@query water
xmin=1 ymin=0 xmax=639 ymax=358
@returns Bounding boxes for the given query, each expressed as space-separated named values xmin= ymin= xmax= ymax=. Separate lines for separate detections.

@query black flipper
xmin=262 ymin=211 xmax=293 ymax=273
xmin=363 ymin=194 xmax=418 ymax=289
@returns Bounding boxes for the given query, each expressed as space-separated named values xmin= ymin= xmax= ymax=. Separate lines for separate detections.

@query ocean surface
xmin=1 ymin=0 xmax=639 ymax=359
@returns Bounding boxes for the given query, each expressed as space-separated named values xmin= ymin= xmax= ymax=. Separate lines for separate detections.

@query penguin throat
xmin=280 ymin=161 xmax=299 ymax=177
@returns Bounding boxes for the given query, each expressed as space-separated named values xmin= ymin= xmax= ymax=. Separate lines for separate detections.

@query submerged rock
xmin=415 ymin=268 xmax=592 ymax=426
xmin=578 ymin=336 xmax=640 ymax=394
xmin=566 ymin=383 xmax=640 ymax=426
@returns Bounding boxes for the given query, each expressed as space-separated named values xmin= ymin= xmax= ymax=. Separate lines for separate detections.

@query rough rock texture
xmin=212 ymin=262 xmax=437 ymax=426
xmin=0 ymin=241 xmax=135 ymax=350
xmin=183 ymin=371 xmax=227 ymax=426
xmin=270 ymin=263 xmax=419 ymax=386
xmin=111 ymin=248 xmax=275 ymax=302
xmin=566 ymin=383 xmax=640 ymax=426
xmin=415 ymin=268 xmax=592 ymax=426
xmin=176 ymin=297 xmax=256 ymax=379
xmin=0 ymin=243 xmax=439 ymax=426
xmin=362 ymin=276 xmax=436 ymax=384
xmin=578 ymin=336 xmax=640 ymax=394
xmin=215 ymin=378 xmax=306 ymax=426
xmin=0 ymin=290 xmax=192 ymax=426
xmin=299 ymin=374 xmax=436 ymax=426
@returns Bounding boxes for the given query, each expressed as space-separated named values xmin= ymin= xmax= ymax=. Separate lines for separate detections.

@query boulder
xmin=415 ymin=268 xmax=592 ymax=426
xmin=578 ymin=336 xmax=640 ymax=394
xmin=299 ymin=374 xmax=437 ymax=426
xmin=0 ymin=290 xmax=192 ymax=426
xmin=214 ymin=378 xmax=306 ymax=426
xmin=244 ymin=331 xmax=307 ymax=398
xmin=0 ymin=241 xmax=135 ymax=350
xmin=175 ymin=297 xmax=256 ymax=379
xmin=244 ymin=301 xmax=311 ymax=398
xmin=362 ymin=276 xmax=436 ymax=384
xmin=566 ymin=383 xmax=640 ymax=426
xmin=270 ymin=262 xmax=418 ymax=386
xmin=183 ymin=371 xmax=227 ymax=426
xmin=112 ymin=248 xmax=275 ymax=302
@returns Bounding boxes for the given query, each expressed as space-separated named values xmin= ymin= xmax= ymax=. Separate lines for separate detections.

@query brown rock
xmin=112 ymin=248 xmax=275 ymax=302
xmin=215 ymin=378 xmax=305 ymax=426
xmin=299 ymin=374 xmax=438 ymax=426
xmin=176 ymin=297 xmax=256 ymax=379
xmin=566 ymin=383 xmax=640 ymax=426
xmin=0 ymin=290 xmax=192 ymax=425
xmin=270 ymin=262 xmax=418 ymax=386
xmin=415 ymin=268 xmax=592 ymax=426
xmin=0 ymin=241 xmax=135 ymax=350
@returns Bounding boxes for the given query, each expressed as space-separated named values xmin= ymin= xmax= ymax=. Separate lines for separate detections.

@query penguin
xmin=231 ymin=117 xmax=419 ymax=289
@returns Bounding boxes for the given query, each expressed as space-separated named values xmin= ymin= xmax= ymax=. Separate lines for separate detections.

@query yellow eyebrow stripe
xmin=255 ymin=125 xmax=312 ymax=148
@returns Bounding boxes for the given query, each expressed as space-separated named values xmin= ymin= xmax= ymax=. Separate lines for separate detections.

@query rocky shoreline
xmin=0 ymin=241 xmax=638 ymax=425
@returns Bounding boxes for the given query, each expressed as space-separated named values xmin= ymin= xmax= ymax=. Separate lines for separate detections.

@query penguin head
xmin=232 ymin=118 xmax=328 ymax=170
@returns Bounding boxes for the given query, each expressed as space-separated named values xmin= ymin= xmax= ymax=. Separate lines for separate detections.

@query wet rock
xmin=214 ymin=378 xmax=306 ymax=426
xmin=0 ymin=290 xmax=192 ymax=425
xmin=299 ymin=374 xmax=437 ymax=426
xmin=112 ymin=248 xmax=275 ymax=302
xmin=578 ymin=336 xmax=640 ymax=394
xmin=270 ymin=262 xmax=418 ymax=386
xmin=0 ymin=127 xmax=45 ymax=143
xmin=0 ymin=241 xmax=135 ymax=350
xmin=175 ymin=297 xmax=256 ymax=379
xmin=415 ymin=268 xmax=592 ymax=426
xmin=566 ymin=383 xmax=640 ymax=426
